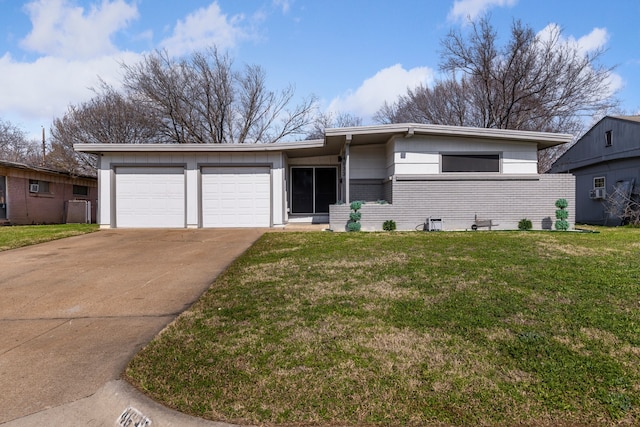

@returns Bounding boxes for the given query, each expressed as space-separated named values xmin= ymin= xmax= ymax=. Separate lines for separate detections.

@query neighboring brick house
xmin=0 ymin=160 xmax=97 ymax=225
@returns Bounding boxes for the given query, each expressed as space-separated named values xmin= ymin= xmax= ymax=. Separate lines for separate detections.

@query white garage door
xmin=202 ymin=166 xmax=270 ymax=227
xmin=115 ymin=167 xmax=185 ymax=228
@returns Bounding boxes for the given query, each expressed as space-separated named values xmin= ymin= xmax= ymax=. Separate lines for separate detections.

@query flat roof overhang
xmin=325 ymin=123 xmax=573 ymax=150
xmin=74 ymin=123 xmax=573 ymax=155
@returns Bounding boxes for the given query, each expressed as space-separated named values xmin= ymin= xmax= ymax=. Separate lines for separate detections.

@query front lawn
xmin=126 ymin=228 xmax=640 ymax=426
xmin=0 ymin=224 xmax=99 ymax=251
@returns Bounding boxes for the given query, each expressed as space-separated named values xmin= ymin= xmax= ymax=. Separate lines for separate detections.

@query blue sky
xmin=0 ymin=0 xmax=638 ymax=140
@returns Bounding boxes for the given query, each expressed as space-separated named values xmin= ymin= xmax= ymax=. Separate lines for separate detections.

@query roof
xmin=612 ymin=115 xmax=640 ymax=123
xmin=325 ymin=123 xmax=573 ymax=150
xmin=74 ymin=123 xmax=573 ymax=155
xmin=0 ymin=159 xmax=96 ymax=180
xmin=549 ymin=115 xmax=640 ymax=173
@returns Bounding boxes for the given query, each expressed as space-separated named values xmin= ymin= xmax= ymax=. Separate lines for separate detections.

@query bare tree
xmin=306 ymin=111 xmax=363 ymax=139
xmin=49 ymin=82 xmax=162 ymax=175
xmin=0 ymin=119 xmax=41 ymax=164
xmin=604 ymin=183 xmax=640 ymax=226
xmin=122 ymin=48 xmax=317 ymax=144
xmin=376 ymin=17 xmax=617 ymax=135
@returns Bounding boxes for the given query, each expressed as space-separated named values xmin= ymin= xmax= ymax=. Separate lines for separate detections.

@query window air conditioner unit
xmin=29 ymin=183 xmax=39 ymax=193
xmin=589 ymin=188 xmax=606 ymax=199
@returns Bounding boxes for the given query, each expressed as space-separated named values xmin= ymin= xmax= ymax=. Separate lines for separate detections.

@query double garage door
xmin=115 ymin=166 xmax=270 ymax=228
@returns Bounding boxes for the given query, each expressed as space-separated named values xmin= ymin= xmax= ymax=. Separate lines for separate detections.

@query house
xmin=0 ymin=160 xmax=97 ymax=225
xmin=548 ymin=116 xmax=640 ymax=225
xmin=74 ymin=123 xmax=574 ymax=231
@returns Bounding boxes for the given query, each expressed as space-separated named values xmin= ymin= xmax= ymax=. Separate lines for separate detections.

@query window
xmin=605 ymin=130 xmax=613 ymax=147
xmin=29 ymin=179 xmax=50 ymax=194
xmin=442 ymin=154 xmax=500 ymax=173
xmin=594 ymin=177 xmax=605 ymax=189
xmin=73 ymin=185 xmax=88 ymax=196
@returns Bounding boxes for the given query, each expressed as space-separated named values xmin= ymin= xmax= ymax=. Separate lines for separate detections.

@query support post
xmin=345 ymin=135 xmax=351 ymax=204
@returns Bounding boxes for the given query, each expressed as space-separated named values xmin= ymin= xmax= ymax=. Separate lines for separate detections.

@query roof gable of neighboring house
xmin=549 ymin=116 xmax=640 ymax=173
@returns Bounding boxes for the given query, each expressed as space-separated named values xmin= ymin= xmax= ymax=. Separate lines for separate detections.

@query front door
xmin=0 ymin=176 xmax=6 ymax=219
xmin=291 ymin=167 xmax=337 ymax=214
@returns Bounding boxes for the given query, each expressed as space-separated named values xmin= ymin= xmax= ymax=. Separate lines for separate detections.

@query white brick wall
xmin=330 ymin=174 xmax=575 ymax=231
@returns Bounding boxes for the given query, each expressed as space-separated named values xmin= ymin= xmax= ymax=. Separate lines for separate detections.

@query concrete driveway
xmin=0 ymin=229 xmax=263 ymax=424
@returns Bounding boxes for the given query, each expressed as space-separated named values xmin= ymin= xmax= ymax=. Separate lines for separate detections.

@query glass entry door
xmin=291 ymin=167 xmax=337 ymax=214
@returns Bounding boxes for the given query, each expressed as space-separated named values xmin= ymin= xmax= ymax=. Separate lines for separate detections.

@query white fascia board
xmin=73 ymin=140 xmax=325 ymax=153
xmin=325 ymin=123 xmax=573 ymax=147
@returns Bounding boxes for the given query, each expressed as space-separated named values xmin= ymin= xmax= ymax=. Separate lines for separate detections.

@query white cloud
xmin=273 ymin=0 xmax=292 ymax=14
xmin=537 ymin=24 xmax=622 ymax=97
xmin=327 ymin=64 xmax=435 ymax=119
xmin=20 ymin=0 xmax=138 ymax=59
xmin=0 ymin=51 xmax=141 ymax=133
xmin=575 ymin=27 xmax=609 ymax=54
xmin=160 ymin=2 xmax=247 ymax=56
xmin=537 ymin=24 xmax=609 ymax=55
xmin=448 ymin=0 xmax=517 ymax=23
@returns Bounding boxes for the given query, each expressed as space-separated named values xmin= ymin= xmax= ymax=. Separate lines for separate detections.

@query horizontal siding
xmin=392 ymin=135 xmax=539 ymax=175
xmin=331 ymin=174 xmax=575 ymax=231
xmin=350 ymin=145 xmax=386 ymax=179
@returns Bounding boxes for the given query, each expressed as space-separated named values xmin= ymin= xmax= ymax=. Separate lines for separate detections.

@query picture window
xmin=442 ymin=154 xmax=500 ymax=173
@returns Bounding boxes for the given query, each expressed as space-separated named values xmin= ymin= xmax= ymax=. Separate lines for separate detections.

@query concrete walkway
xmin=0 ymin=229 xmax=263 ymax=426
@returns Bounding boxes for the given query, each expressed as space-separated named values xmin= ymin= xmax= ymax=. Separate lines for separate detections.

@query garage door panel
xmin=116 ymin=167 xmax=185 ymax=228
xmin=202 ymin=166 xmax=270 ymax=228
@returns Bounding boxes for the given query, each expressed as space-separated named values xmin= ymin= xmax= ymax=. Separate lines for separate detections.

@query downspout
xmin=345 ymin=134 xmax=352 ymax=204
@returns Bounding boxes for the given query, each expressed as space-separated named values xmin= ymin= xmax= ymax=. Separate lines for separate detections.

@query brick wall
xmin=330 ymin=174 xmax=575 ymax=231
xmin=2 ymin=168 xmax=97 ymax=225
xmin=350 ymin=179 xmax=385 ymax=202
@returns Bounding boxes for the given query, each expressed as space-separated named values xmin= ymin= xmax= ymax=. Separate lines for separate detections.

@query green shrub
xmin=555 ymin=199 xmax=569 ymax=231
xmin=350 ymin=201 xmax=363 ymax=211
xmin=347 ymin=221 xmax=361 ymax=232
xmin=383 ymin=220 xmax=396 ymax=231
xmin=348 ymin=201 xmax=363 ymax=232
xmin=518 ymin=218 xmax=532 ymax=231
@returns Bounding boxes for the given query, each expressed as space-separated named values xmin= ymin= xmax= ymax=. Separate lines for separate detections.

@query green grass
xmin=126 ymin=228 xmax=640 ymax=426
xmin=0 ymin=224 xmax=99 ymax=251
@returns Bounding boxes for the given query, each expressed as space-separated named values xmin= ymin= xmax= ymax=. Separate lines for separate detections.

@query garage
xmin=115 ymin=167 xmax=186 ymax=228
xmin=201 ymin=166 xmax=271 ymax=227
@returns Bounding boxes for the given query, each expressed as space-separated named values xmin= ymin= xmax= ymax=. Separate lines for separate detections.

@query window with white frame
xmin=594 ymin=177 xmax=605 ymax=189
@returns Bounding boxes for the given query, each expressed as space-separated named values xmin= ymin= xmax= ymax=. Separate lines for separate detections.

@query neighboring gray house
xmin=549 ymin=116 xmax=640 ymax=225
xmin=75 ymin=123 xmax=575 ymax=231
